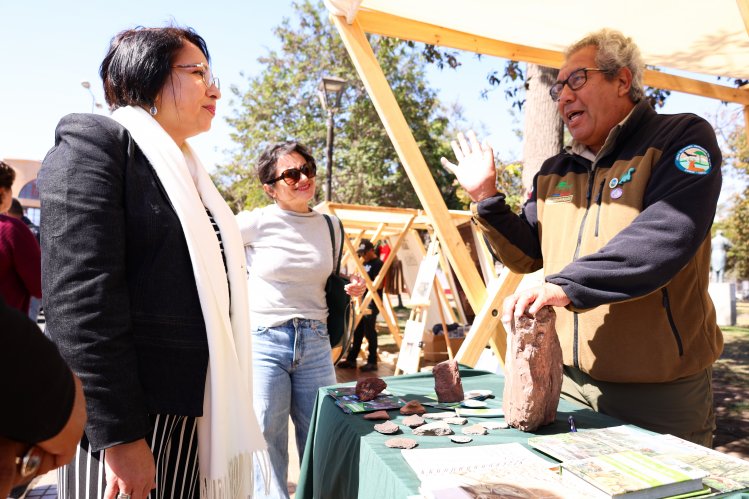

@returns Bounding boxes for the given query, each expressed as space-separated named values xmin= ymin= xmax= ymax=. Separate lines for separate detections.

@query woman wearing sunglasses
xmin=236 ymin=141 xmax=366 ymax=498
xmin=39 ymin=26 xmax=267 ymax=499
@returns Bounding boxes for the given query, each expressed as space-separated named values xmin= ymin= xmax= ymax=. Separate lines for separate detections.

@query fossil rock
xmin=402 ymin=415 xmax=425 ymax=428
xmin=422 ymin=411 xmax=457 ymax=420
xmin=450 ymin=435 xmax=472 ymax=444
xmin=363 ymin=410 xmax=391 ymax=421
xmin=481 ymin=421 xmax=509 ymax=430
xmin=412 ymin=421 xmax=453 ymax=436
xmin=385 ymin=437 xmax=418 ymax=449
xmin=502 ymin=306 xmax=562 ymax=432
xmin=462 ymin=424 xmax=487 ymax=435
xmin=433 ymin=360 xmax=464 ymax=403
xmin=444 ymin=417 xmax=468 ymax=425
xmin=399 ymin=400 xmax=426 ymax=415
xmin=374 ymin=421 xmax=400 ymax=435
xmin=356 ymin=377 xmax=387 ymax=402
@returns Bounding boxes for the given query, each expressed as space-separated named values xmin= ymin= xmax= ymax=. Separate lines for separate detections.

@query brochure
xmin=326 ymin=386 xmax=406 ymax=414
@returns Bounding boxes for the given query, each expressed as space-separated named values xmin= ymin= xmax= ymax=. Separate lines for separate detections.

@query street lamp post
xmin=317 ymin=76 xmax=347 ymax=202
xmin=81 ymin=81 xmax=103 ymax=113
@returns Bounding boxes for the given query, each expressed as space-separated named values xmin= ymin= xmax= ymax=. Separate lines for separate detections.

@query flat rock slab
xmin=444 ymin=417 xmax=468 ymax=425
xmin=412 ymin=421 xmax=453 ymax=436
xmin=450 ymin=435 xmax=473 ymax=444
xmin=363 ymin=410 xmax=391 ymax=421
xmin=462 ymin=424 xmax=488 ymax=436
xmin=402 ymin=415 xmax=425 ymax=428
xmin=356 ymin=377 xmax=387 ymax=402
xmin=423 ymin=411 xmax=457 ymax=420
xmin=433 ymin=360 xmax=464 ymax=403
xmin=400 ymin=400 xmax=426 ymax=415
xmin=385 ymin=437 xmax=418 ymax=449
xmin=374 ymin=421 xmax=400 ymax=435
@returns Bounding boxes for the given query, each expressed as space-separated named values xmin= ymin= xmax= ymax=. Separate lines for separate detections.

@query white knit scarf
xmin=111 ymin=106 xmax=268 ymax=498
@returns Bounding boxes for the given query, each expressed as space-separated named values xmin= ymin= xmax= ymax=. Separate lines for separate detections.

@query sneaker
xmin=360 ymin=363 xmax=378 ymax=372
xmin=337 ymin=360 xmax=356 ymax=369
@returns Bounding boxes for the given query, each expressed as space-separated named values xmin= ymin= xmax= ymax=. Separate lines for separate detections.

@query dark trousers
xmin=346 ymin=313 xmax=378 ymax=364
xmin=57 ymin=414 xmax=199 ymax=499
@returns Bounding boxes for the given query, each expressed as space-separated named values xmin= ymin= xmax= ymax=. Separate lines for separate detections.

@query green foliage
xmin=722 ymin=124 xmax=749 ymax=277
xmin=213 ymin=0 xmax=462 ymax=212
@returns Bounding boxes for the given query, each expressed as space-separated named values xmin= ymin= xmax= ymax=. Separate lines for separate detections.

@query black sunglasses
xmin=266 ymin=163 xmax=317 ymax=185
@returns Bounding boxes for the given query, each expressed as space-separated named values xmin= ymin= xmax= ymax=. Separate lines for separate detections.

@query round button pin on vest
xmin=610 ymin=187 xmax=623 ymax=199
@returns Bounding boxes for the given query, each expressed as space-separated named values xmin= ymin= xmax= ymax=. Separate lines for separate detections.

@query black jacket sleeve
xmin=0 ymin=298 xmax=75 ymax=444
xmin=472 ymin=182 xmax=543 ymax=273
xmin=39 ymin=113 xmax=150 ymax=451
xmin=547 ymin=115 xmax=722 ymax=309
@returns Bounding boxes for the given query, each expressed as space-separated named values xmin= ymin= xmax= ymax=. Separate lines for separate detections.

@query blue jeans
xmin=252 ymin=318 xmax=336 ymax=498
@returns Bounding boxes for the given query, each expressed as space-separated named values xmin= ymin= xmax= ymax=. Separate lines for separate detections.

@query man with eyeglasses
xmin=442 ymin=29 xmax=722 ymax=447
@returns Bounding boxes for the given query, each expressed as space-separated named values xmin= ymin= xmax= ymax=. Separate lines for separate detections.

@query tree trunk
xmin=522 ymin=64 xmax=564 ymax=192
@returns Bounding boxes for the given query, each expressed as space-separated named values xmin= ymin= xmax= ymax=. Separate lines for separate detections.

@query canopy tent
xmin=316 ymin=202 xmax=490 ymax=357
xmin=324 ymin=0 xmax=749 ymax=368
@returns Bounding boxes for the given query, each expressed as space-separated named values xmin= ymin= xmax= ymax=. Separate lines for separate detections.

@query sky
xmin=1 ymin=0 xmax=744 ymax=206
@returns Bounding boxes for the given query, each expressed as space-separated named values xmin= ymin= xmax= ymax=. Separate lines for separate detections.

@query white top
xmin=236 ymin=204 xmax=342 ymax=327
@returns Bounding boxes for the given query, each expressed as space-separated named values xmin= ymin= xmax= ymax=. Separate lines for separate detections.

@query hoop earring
xmin=149 ymin=105 xmax=158 ymax=116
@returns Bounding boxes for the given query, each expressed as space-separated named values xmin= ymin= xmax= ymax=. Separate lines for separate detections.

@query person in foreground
xmin=39 ymin=26 xmax=267 ymax=499
xmin=442 ymin=29 xmax=722 ymax=446
xmin=236 ymin=141 xmax=366 ymax=498
xmin=0 ymin=297 xmax=86 ymax=497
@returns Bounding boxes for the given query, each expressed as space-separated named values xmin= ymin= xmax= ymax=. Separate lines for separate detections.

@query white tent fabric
xmin=327 ymin=0 xmax=749 ymax=80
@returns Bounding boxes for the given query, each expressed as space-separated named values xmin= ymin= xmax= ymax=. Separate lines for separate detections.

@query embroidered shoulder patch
xmin=675 ymin=145 xmax=711 ymax=175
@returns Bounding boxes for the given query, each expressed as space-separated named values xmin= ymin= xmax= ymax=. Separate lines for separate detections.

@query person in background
xmin=0 ymin=161 xmax=14 ymax=214
xmin=0 ymin=297 xmax=86 ymax=498
xmin=236 ymin=141 xmax=366 ymax=498
xmin=443 ymin=28 xmax=722 ymax=446
xmin=39 ymin=25 xmax=266 ymax=499
xmin=7 ymin=198 xmax=42 ymax=322
xmin=8 ymin=198 xmax=40 ymax=241
xmin=337 ymin=238 xmax=383 ymax=372
xmin=0 ymin=169 xmax=42 ymax=315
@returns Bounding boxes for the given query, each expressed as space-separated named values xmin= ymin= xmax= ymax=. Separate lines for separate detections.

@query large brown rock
xmin=502 ymin=306 xmax=562 ymax=432
xmin=356 ymin=377 xmax=387 ymax=402
xmin=433 ymin=360 xmax=464 ymax=403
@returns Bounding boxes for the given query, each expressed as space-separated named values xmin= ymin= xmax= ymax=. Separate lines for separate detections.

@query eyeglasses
xmin=549 ymin=67 xmax=606 ymax=101
xmin=172 ymin=63 xmax=220 ymax=90
xmin=266 ymin=163 xmax=317 ymax=185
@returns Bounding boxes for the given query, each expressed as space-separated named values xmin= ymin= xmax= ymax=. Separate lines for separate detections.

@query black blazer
xmin=39 ymin=113 xmax=209 ymax=452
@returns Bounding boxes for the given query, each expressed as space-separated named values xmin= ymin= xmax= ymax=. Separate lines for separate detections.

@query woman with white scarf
xmin=39 ymin=26 xmax=267 ymax=499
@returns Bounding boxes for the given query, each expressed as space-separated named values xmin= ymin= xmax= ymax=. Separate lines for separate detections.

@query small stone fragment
xmin=363 ymin=410 xmax=390 ymax=421
xmin=412 ymin=421 xmax=453 ymax=436
xmin=385 ymin=437 xmax=418 ymax=449
xmin=374 ymin=421 xmax=400 ymax=435
xmin=480 ymin=421 xmax=509 ymax=430
xmin=402 ymin=415 xmax=425 ymax=428
xmin=422 ymin=411 xmax=457 ymax=420
xmin=462 ymin=424 xmax=487 ymax=435
xmin=400 ymin=400 xmax=426 ymax=415
xmin=356 ymin=377 xmax=387 ymax=402
xmin=503 ymin=306 xmax=562 ymax=432
xmin=444 ymin=417 xmax=468 ymax=425
xmin=433 ymin=360 xmax=464 ymax=403
xmin=450 ymin=435 xmax=472 ymax=444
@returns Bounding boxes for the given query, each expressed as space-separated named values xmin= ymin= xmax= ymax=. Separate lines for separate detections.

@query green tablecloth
xmin=296 ymin=368 xmax=626 ymax=499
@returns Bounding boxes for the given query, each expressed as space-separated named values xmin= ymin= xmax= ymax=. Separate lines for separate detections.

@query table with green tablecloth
xmin=296 ymin=368 xmax=629 ymax=499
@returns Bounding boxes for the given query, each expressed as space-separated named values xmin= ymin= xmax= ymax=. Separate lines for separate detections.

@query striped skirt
xmin=57 ymin=414 xmax=199 ymax=499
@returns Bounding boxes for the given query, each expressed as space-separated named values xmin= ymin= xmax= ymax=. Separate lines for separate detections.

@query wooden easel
xmin=394 ymin=238 xmax=456 ymax=375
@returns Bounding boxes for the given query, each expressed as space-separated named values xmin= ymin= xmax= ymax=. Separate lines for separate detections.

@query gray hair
xmin=565 ymin=28 xmax=645 ymax=103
